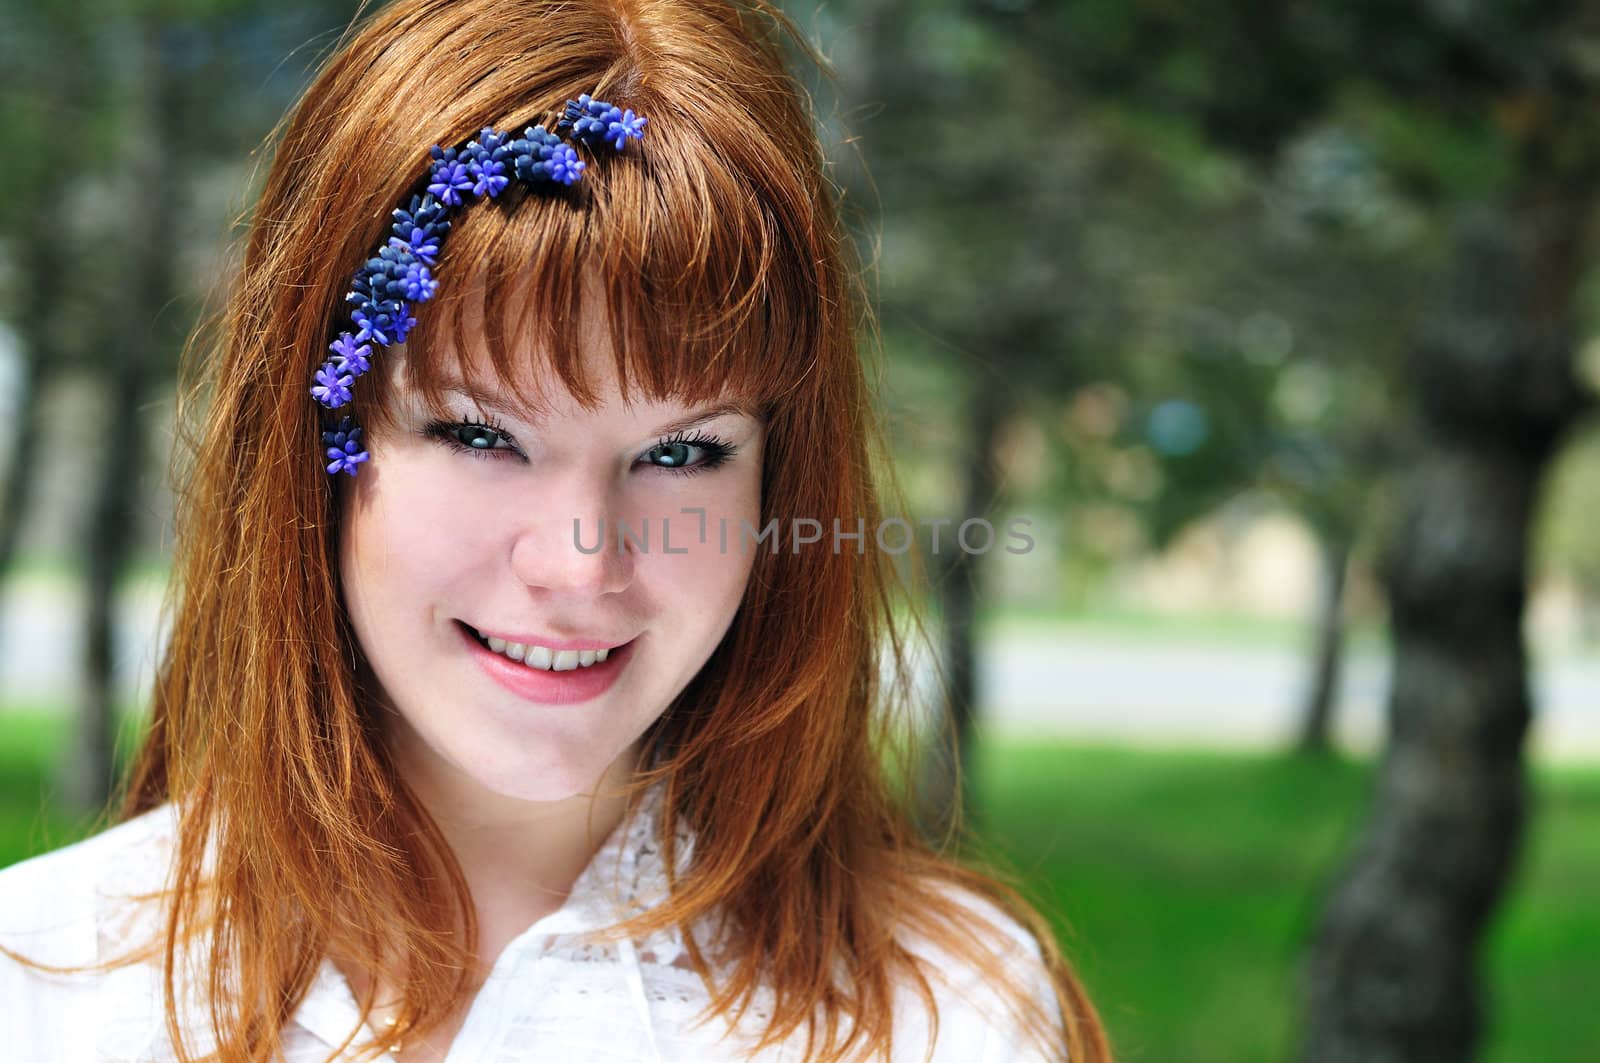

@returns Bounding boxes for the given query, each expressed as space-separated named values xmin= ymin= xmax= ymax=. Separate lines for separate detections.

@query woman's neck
xmin=336 ymin=734 xmax=645 ymax=1055
xmin=398 ymin=732 xmax=644 ymax=957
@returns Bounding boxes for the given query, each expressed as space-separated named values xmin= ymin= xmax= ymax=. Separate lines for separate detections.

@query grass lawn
xmin=2 ymin=712 xmax=1596 ymax=1061
xmin=962 ymin=737 xmax=1600 ymax=1062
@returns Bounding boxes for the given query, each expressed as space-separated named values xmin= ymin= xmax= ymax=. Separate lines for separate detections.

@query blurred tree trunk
xmin=0 ymin=5 xmax=85 ymax=677
xmin=1299 ymin=183 xmax=1594 ymax=1059
xmin=0 ymin=204 xmax=61 ymax=606
xmin=61 ymin=18 xmax=177 ymax=817
xmin=1295 ymin=534 xmax=1349 ymax=756
xmin=916 ymin=381 xmax=1007 ymax=840
xmin=0 ymin=355 xmax=45 ymax=586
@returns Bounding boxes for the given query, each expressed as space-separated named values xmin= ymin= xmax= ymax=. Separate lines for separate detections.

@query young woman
xmin=0 ymin=0 xmax=1111 ymax=1059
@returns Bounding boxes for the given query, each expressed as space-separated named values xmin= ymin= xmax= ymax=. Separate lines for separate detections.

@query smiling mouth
xmin=458 ymin=622 xmax=629 ymax=672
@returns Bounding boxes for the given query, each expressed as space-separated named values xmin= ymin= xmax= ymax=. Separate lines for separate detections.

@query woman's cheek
xmin=356 ymin=446 xmax=503 ymax=573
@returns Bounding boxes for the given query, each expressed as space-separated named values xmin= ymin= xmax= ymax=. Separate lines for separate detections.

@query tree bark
xmin=1295 ymin=534 xmax=1349 ymax=756
xmin=1298 ymin=202 xmax=1591 ymax=1062
xmin=916 ymin=380 xmax=1007 ymax=841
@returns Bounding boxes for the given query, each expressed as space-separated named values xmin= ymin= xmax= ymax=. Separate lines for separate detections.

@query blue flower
xmin=402 ymin=262 xmax=438 ymax=302
xmin=476 ymin=126 xmax=509 ymax=155
xmin=358 ymin=260 xmax=401 ymax=303
xmin=329 ymin=333 xmax=373 ymax=376
xmin=428 ymin=158 xmax=474 ymax=206
xmin=470 ymin=157 xmax=509 ymax=198
xmin=311 ymin=362 xmax=355 ymax=408
xmin=322 ymin=418 xmax=370 ymax=477
xmin=559 ymin=95 xmax=647 ymax=152
xmin=547 ymin=144 xmax=585 ymax=185
xmin=560 ymin=94 xmax=611 ymax=142
xmin=560 ymin=94 xmax=592 ymax=124
xmin=605 ymin=109 xmax=647 ymax=152
xmin=508 ymin=126 xmax=588 ymax=186
xmin=392 ymin=303 xmax=419 ymax=344
xmin=390 ymin=226 xmax=440 ymax=265
xmin=393 ymin=195 xmax=449 ymax=243
xmin=351 ymin=305 xmax=394 ymax=347
xmin=322 ymin=417 xmax=362 ymax=449
xmin=326 ymin=449 xmax=369 ymax=476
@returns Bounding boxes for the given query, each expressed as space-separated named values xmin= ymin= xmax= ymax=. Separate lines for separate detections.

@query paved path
xmin=972 ymin=628 xmax=1600 ymax=761
xmin=3 ymin=581 xmax=1596 ymax=761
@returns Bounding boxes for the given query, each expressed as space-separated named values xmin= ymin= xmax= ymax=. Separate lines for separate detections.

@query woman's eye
xmin=452 ymin=424 xmax=503 ymax=450
xmin=641 ymin=435 xmax=734 ymax=474
xmin=422 ymin=419 xmax=521 ymax=459
xmin=646 ymin=442 xmax=697 ymax=467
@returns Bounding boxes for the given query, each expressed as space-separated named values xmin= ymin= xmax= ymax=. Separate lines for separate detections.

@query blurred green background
xmin=3 ymin=1 xmax=1599 ymax=1060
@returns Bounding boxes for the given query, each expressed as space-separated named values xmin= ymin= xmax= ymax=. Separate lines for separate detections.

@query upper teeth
xmin=484 ymin=636 xmax=611 ymax=671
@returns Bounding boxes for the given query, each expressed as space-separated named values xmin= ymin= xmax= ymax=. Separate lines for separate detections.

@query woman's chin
xmin=477 ymin=776 xmax=597 ymax=805
xmin=454 ymin=746 xmax=624 ymax=805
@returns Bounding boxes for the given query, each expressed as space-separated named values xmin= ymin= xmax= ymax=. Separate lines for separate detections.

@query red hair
xmin=7 ymin=1 xmax=1111 ymax=1060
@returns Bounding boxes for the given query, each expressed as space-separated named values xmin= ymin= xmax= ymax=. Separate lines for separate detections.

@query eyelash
xmin=420 ymin=417 xmax=737 ymax=476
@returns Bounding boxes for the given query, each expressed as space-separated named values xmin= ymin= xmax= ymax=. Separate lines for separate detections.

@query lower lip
xmin=457 ymin=623 xmax=633 ymax=705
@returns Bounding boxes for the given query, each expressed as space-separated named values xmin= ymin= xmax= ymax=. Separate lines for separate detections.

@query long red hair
xmin=9 ymin=0 xmax=1111 ymax=1059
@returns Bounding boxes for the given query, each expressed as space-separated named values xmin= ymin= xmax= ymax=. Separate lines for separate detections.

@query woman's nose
xmin=507 ymin=479 xmax=635 ymax=597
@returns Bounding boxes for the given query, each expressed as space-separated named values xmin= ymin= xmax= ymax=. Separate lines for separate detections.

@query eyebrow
xmin=436 ymin=381 xmax=757 ymax=436
xmin=645 ymin=401 xmax=759 ymax=436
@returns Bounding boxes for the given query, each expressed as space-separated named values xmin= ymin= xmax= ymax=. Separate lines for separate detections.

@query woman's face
xmin=338 ymin=302 xmax=763 ymax=806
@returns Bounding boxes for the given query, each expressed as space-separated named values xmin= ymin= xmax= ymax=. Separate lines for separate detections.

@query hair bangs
xmin=363 ymin=109 xmax=822 ymax=434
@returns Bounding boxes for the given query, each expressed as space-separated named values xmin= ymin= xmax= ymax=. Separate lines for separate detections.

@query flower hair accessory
xmin=310 ymin=94 xmax=647 ymax=476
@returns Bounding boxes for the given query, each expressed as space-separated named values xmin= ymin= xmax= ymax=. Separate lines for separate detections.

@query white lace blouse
xmin=0 ymin=781 xmax=1065 ymax=1062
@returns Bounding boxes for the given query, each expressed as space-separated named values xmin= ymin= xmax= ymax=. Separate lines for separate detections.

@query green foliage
xmin=1334 ymin=84 xmax=1515 ymax=202
xmin=817 ymin=0 xmax=1600 ymax=639
xmin=820 ymin=0 xmax=1469 ymax=593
